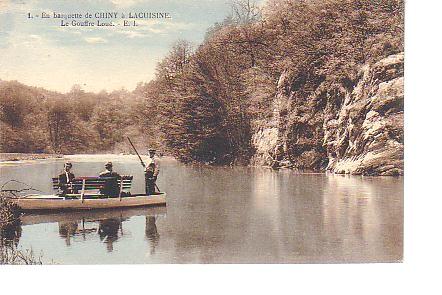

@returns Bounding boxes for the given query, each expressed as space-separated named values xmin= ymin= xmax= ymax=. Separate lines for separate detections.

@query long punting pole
xmin=126 ymin=137 xmax=161 ymax=193
xmin=127 ymin=137 xmax=145 ymax=168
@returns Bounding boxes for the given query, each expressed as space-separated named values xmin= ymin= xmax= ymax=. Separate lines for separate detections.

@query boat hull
xmin=13 ymin=193 xmax=166 ymax=211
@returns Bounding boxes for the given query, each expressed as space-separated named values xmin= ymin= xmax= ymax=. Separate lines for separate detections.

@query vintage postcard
xmin=0 ymin=0 xmax=403 ymax=264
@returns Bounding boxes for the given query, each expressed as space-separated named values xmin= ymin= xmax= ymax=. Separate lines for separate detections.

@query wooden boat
xmin=13 ymin=193 xmax=166 ymax=212
xmin=11 ymin=175 xmax=166 ymax=212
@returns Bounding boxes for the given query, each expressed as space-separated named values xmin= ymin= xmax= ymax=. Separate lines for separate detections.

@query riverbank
xmin=0 ymin=153 xmax=63 ymax=162
xmin=0 ymin=192 xmax=20 ymax=225
xmin=0 ymin=193 xmax=44 ymax=265
xmin=0 ymin=152 xmax=402 ymax=177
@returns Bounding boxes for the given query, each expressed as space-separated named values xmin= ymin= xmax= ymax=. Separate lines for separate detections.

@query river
xmin=0 ymin=155 xmax=403 ymax=264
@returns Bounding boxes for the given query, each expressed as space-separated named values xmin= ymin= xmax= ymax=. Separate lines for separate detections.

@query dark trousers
xmin=145 ymin=173 xmax=156 ymax=195
xmin=101 ymin=178 xmax=119 ymax=197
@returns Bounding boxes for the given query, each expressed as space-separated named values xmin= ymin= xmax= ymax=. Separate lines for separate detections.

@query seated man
xmin=99 ymin=162 xmax=121 ymax=197
xmin=58 ymin=162 xmax=76 ymax=195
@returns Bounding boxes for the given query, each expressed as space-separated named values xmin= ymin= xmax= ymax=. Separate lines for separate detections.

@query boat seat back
xmin=52 ymin=175 xmax=133 ymax=194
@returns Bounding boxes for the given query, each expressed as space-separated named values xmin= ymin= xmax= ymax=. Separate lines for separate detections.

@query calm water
xmin=0 ymin=155 xmax=403 ymax=264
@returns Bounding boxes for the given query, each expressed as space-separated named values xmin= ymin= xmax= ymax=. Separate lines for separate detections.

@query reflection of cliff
xmin=249 ymin=168 xmax=284 ymax=257
xmin=98 ymin=218 xmax=122 ymax=252
xmin=145 ymin=216 xmax=159 ymax=254
xmin=245 ymin=172 xmax=403 ymax=263
xmin=321 ymin=175 xmax=403 ymax=261
xmin=275 ymin=174 xmax=327 ymax=261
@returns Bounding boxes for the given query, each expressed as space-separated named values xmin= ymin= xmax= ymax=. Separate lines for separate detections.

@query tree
xmin=47 ymin=99 xmax=74 ymax=153
xmin=230 ymin=0 xmax=262 ymax=25
xmin=90 ymin=98 xmax=130 ymax=152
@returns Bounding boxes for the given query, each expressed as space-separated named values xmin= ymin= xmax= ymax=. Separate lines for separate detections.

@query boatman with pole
xmin=127 ymin=137 xmax=160 ymax=195
xmin=144 ymin=148 xmax=160 ymax=195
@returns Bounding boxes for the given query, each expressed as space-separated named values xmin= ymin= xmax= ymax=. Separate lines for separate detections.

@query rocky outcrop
xmin=325 ymin=53 xmax=404 ymax=175
xmin=251 ymin=52 xmax=404 ymax=176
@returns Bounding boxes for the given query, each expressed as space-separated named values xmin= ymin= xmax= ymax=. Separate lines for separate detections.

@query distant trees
xmin=0 ymin=82 xmax=48 ymax=152
xmin=91 ymin=97 xmax=131 ymax=148
xmin=47 ymin=99 xmax=73 ymax=153
xmin=0 ymin=81 xmax=140 ymax=154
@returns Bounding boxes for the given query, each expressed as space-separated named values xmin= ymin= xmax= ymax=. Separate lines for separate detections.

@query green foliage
xmin=92 ymin=101 xmax=130 ymax=148
xmin=0 ymin=82 xmax=49 ymax=152
xmin=0 ymin=193 xmax=21 ymax=225
xmin=0 ymin=82 xmax=140 ymax=154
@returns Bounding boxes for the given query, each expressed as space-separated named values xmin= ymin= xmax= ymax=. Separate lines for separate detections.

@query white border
xmin=2 ymin=1 xmax=442 ymax=294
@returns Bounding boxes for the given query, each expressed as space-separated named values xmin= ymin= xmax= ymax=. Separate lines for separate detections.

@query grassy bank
xmin=0 ymin=153 xmax=63 ymax=162
xmin=0 ymin=192 xmax=20 ymax=224
xmin=0 ymin=193 xmax=43 ymax=265
xmin=0 ymin=244 xmax=43 ymax=265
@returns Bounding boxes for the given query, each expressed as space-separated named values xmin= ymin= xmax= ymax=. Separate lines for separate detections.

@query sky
xmin=0 ymin=0 xmax=233 ymax=93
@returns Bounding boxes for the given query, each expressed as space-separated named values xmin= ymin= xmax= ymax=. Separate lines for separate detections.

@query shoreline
xmin=0 ymin=153 xmax=63 ymax=162
xmin=0 ymin=153 xmax=402 ymax=177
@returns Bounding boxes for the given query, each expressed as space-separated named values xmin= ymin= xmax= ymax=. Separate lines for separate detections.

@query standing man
xmin=58 ymin=162 xmax=75 ymax=195
xmin=145 ymin=148 xmax=160 ymax=195
xmin=99 ymin=162 xmax=121 ymax=197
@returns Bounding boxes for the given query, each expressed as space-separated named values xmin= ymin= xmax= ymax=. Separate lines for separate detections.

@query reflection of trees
xmin=145 ymin=216 xmax=159 ymax=255
xmin=98 ymin=218 xmax=122 ymax=252
xmin=159 ymin=166 xmax=252 ymax=263
xmin=0 ymin=220 xmax=42 ymax=265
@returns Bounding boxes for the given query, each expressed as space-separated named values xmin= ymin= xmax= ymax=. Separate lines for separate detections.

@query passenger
xmin=145 ymin=148 xmax=160 ymax=195
xmin=99 ymin=162 xmax=121 ymax=197
xmin=58 ymin=162 xmax=75 ymax=195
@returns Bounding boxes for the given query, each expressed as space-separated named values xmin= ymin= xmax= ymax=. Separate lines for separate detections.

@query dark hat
xmin=148 ymin=148 xmax=156 ymax=153
xmin=65 ymin=162 xmax=72 ymax=167
xmin=105 ymin=161 xmax=113 ymax=167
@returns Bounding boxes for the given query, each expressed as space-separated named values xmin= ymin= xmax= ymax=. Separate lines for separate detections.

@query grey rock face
xmin=326 ymin=53 xmax=404 ymax=175
xmin=251 ymin=52 xmax=404 ymax=175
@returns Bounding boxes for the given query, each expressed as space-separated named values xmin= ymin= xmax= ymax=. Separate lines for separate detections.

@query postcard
xmin=0 ymin=0 xmax=403 ymax=265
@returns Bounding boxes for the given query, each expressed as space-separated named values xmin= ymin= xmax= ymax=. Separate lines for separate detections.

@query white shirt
xmin=144 ymin=156 xmax=160 ymax=176
xmin=66 ymin=172 xmax=70 ymax=182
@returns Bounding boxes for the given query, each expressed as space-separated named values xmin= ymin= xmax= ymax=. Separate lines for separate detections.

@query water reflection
xmin=58 ymin=222 xmax=78 ymax=246
xmin=98 ymin=218 xmax=122 ymax=252
xmin=321 ymin=174 xmax=403 ymax=262
xmin=20 ymin=207 xmax=166 ymax=254
xmin=0 ymin=158 xmax=403 ymax=263
xmin=145 ymin=216 xmax=159 ymax=254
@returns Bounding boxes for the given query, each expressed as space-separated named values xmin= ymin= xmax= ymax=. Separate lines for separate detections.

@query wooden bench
xmin=52 ymin=176 xmax=133 ymax=201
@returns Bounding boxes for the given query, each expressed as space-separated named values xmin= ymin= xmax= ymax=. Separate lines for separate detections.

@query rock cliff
xmin=251 ymin=52 xmax=404 ymax=176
